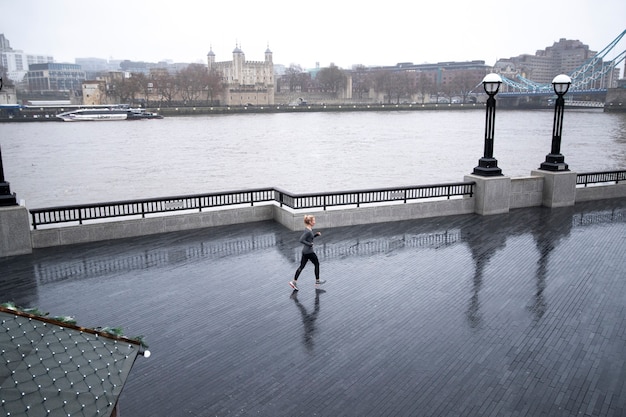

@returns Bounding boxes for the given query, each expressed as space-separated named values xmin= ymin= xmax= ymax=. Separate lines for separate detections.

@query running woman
xmin=289 ymin=215 xmax=326 ymax=290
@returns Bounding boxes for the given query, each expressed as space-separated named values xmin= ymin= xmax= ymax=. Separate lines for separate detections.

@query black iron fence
xmin=30 ymin=182 xmax=475 ymax=229
xmin=30 ymin=188 xmax=275 ymax=229
xmin=576 ymin=170 xmax=626 ymax=187
xmin=28 ymin=171 xmax=626 ymax=229
xmin=274 ymin=183 xmax=474 ymax=210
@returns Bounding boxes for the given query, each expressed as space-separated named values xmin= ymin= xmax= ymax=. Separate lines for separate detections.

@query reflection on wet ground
xmin=1 ymin=198 xmax=625 ymax=416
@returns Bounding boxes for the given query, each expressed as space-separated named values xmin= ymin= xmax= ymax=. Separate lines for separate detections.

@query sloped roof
xmin=0 ymin=306 xmax=148 ymax=417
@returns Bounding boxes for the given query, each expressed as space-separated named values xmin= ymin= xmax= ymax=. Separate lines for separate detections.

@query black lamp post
xmin=0 ymin=77 xmax=19 ymax=206
xmin=473 ymin=73 xmax=503 ymax=176
xmin=539 ymin=74 xmax=571 ymax=171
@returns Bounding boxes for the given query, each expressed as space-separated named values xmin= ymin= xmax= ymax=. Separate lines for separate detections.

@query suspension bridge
xmin=498 ymin=29 xmax=625 ymax=98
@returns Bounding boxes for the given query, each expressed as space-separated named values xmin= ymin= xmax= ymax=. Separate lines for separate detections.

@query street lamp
xmin=539 ymin=74 xmax=571 ymax=171
xmin=473 ymin=73 xmax=503 ymax=176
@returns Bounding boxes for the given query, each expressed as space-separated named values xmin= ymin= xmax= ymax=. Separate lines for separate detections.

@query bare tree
xmin=283 ymin=64 xmax=308 ymax=92
xmin=152 ymin=70 xmax=175 ymax=106
xmin=450 ymin=72 xmax=484 ymax=103
xmin=370 ymin=69 xmax=392 ymax=103
xmin=205 ymin=67 xmax=223 ymax=105
xmin=316 ymin=64 xmax=347 ymax=97
xmin=370 ymin=70 xmax=414 ymax=104
xmin=388 ymin=72 xmax=405 ymax=104
xmin=416 ymin=72 xmax=434 ymax=104
xmin=111 ymin=74 xmax=143 ymax=104
xmin=178 ymin=64 xmax=209 ymax=104
xmin=130 ymin=72 xmax=150 ymax=106
xmin=440 ymin=81 xmax=455 ymax=103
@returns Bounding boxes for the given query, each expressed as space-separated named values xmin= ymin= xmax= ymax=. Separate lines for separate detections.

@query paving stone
xmin=0 ymin=198 xmax=625 ymax=416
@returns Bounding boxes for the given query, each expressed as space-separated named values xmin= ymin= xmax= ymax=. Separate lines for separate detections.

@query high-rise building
xmin=0 ymin=34 xmax=54 ymax=83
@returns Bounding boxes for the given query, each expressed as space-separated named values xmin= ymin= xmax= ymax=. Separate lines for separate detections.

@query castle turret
xmin=232 ymin=44 xmax=245 ymax=83
xmin=265 ymin=45 xmax=273 ymax=63
xmin=207 ymin=46 xmax=215 ymax=67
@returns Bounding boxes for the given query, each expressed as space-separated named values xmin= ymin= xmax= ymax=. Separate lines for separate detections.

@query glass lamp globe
xmin=552 ymin=74 xmax=572 ymax=95
xmin=482 ymin=73 xmax=502 ymax=95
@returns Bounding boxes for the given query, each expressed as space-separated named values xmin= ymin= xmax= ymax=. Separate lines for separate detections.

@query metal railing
xmin=30 ymin=188 xmax=275 ymax=229
xmin=274 ymin=182 xmax=474 ymax=210
xmin=30 ymin=182 xmax=475 ymax=229
xmin=576 ymin=170 xmax=626 ymax=187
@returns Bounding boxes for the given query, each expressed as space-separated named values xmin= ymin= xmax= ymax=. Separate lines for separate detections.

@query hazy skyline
xmin=1 ymin=0 xmax=625 ymax=70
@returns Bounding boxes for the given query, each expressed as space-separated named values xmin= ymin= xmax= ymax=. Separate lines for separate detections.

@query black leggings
xmin=294 ymin=253 xmax=320 ymax=280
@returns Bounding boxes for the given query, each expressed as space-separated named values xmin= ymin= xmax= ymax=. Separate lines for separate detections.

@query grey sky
xmin=1 ymin=0 xmax=625 ymax=70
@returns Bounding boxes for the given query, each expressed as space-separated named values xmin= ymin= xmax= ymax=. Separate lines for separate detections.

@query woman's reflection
xmin=290 ymin=289 xmax=325 ymax=352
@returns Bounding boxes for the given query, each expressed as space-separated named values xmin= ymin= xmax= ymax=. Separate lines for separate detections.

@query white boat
xmin=56 ymin=107 xmax=163 ymax=121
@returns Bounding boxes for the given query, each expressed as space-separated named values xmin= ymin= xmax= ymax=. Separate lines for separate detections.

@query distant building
xmin=0 ymin=84 xmax=17 ymax=105
xmin=75 ymin=57 xmax=122 ymax=79
xmin=404 ymin=60 xmax=490 ymax=91
xmin=363 ymin=60 xmax=490 ymax=103
xmin=0 ymin=33 xmax=10 ymax=50
xmin=208 ymin=44 xmax=275 ymax=105
xmin=82 ymin=79 xmax=107 ymax=105
xmin=26 ymin=63 xmax=86 ymax=93
xmin=0 ymin=34 xmax=53 ymax=84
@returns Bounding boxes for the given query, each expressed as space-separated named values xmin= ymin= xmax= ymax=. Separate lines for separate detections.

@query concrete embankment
xmin=0 ymin=103 xmax=485 ymax=122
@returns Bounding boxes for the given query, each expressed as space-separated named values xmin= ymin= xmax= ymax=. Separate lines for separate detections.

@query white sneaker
xmin=289 ymin=281 xmax=299 ymax=291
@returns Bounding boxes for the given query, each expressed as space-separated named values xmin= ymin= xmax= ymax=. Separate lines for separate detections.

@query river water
xmin=1 ymin=108 xmax=625 ymax=208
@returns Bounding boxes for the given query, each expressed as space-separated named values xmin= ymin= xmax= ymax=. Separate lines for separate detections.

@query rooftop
xmin=0 ymin=305 xmax=148 ymax=417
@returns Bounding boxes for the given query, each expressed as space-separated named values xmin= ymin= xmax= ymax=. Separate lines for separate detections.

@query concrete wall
xmin=576 ymin=182 xmax=626 ymax=202
xmin=0 ymin=206 xmax=32 ymax=256
xmin=510 ymin=176 xmax=544 ymax=208
xmin=32 ymin=205 xmax=274 ymax=248
xmin=274 ymin=197 xmax=475 ymax=231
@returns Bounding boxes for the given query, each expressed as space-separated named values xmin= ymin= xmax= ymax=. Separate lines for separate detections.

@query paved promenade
xmin=1 ymin=197 xmax=625 ymax=417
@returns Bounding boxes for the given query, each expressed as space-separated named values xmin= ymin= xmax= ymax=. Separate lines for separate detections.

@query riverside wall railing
xmin=30 ymin=182 xmax=476 ymax=229
xmin=576 ymin=170 xmax=626 ymax=187
xmin=26 ymin=170 xmax=626 ymax=230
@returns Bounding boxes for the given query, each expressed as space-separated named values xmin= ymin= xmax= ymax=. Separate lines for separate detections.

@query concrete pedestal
xmin=0 ymin=205 xmax=32 ymax=257
xmin=531 ymin=170 xmax=577 ymax=207
xmin=464 ymin=174 xmax=511 ymax=215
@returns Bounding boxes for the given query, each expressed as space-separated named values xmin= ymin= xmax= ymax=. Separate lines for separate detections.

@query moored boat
xmin=56 ymin=107 xmax=163 ymax=121
xmin=127 ymin=108 xmax=164 ymax=120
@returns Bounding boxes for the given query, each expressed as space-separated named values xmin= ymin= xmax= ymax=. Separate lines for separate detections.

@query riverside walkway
xmin=1 ymin=197 xmax=625 ymax=417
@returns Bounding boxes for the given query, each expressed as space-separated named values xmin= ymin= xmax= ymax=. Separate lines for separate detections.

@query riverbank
xmin=0 ymin=102 xmax=487 ymax=122
xmin=3 ymin=100 xmax=613 ymax=122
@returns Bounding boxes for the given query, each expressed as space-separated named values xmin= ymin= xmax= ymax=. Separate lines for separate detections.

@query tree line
xmin=281 ymin=64 xmax=484 ymax=104
xmin=107 ymin=64 xmax=223 ymax=106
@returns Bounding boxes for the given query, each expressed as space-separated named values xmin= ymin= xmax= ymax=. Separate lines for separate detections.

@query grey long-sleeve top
xmin=299 ymin=228 xmax=318 ymax=254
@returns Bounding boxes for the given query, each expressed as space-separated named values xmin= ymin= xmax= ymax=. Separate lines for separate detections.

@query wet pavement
xmin=1 ymin=198 xmax=625 ymax=417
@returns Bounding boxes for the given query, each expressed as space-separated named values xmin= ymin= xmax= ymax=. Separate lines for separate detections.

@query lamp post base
xmin=0 ymin=193 xmax=17 ymax=207
xmin=0 ymin=181 xmax=17 ymax=207
xmin=473 ymin=158 xmax=503 ymax=177
xmin=539 ymin=154 xmax=569 ymax=172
